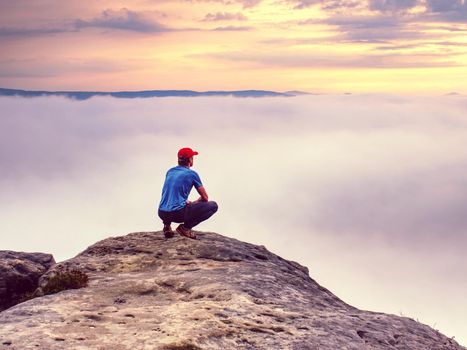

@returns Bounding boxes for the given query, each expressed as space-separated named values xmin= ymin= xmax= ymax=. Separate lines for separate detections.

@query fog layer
xmin=1 ymin=94 xmax=466 ymax=344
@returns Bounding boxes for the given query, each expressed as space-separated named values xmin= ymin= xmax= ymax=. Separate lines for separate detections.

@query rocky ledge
xmin=0 ymin=231 xmax=464 ymax=350
xmin=0 ymin=251 xmax=55 ymax=311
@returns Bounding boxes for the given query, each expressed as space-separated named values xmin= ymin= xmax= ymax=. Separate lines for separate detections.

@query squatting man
xmin=158 ymin=147 xmax=218 ymax=239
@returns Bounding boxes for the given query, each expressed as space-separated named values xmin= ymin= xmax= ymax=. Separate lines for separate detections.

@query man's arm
xmin=195 ymin=186 xmax=209 ymax=202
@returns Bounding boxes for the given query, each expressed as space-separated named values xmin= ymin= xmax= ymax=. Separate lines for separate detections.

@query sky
xmin=1 ymin=0 xmax=467 ymax=93
xmin=1 ymin=94 xmax=466 ymax=345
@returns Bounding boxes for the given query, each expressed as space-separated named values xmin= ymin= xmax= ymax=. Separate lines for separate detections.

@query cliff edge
xmin=0 ymin=231 xmax=464 ymax=350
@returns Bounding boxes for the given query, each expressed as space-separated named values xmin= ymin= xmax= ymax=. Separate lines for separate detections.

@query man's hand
xmin=186 ymin=187 xmax=209 ymax=206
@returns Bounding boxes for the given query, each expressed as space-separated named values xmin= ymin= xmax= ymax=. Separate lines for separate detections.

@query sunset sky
xmin=1 ymin=0 xmax=467 ymax=93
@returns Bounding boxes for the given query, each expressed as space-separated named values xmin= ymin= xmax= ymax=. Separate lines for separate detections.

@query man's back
xmin=159 ymin=165 xmax=202 ymax=212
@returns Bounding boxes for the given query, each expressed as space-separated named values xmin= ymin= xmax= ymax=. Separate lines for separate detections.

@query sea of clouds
xmin=1 ymin=94 xmax=466 ymax=344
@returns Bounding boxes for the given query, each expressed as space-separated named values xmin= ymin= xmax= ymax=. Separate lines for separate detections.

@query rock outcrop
xmin=0 ymin=251 xmax=55 ymax=312
xmin=0 ymin=231 xmax=464 ymax=350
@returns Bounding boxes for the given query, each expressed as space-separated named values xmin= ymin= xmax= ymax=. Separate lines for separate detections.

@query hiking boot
xmin=176 ymin=224 xmax=196 ymax=239
xmin=163 ymin=224 xmax=174 ymax=238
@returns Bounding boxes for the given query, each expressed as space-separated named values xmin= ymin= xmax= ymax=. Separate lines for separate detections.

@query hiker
xmin=158 ymin=147 xmax=218 ymax=239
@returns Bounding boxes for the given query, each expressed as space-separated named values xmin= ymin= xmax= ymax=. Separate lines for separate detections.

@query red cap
xmin=178 ymin=147 xmax=199 ymax=158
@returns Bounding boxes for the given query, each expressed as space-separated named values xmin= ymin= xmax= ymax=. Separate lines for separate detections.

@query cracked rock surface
xmin=0 ymin=231 xmax=464 ymax=350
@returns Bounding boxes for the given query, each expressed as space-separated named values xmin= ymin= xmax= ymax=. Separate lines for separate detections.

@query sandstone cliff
xmin=0 ymin=231 xmax=464 ymax=350
xmin=0 ymin=251 xmax=55 ymax=312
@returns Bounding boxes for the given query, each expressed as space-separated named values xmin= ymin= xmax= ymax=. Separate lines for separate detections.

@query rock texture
xmin=0 ymin=251 xmax=55 ymax=311
xmin=0 ymin=231 xmax=464 ymax=350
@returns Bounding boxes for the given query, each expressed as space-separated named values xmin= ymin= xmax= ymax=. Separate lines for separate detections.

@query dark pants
xmin=158 ymin=201 xmax=218 ymax=229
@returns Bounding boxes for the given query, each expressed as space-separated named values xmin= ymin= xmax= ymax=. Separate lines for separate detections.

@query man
xmin=158 ymin=147 xmax=218 ymax=239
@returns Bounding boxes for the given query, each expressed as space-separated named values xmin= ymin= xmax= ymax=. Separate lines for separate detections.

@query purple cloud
xmin=75 ymin=8 xmax=170 ymax=33
xmin=0 ymin=8 xmax=171 ymax=37
xmin=203 ymin=12 xmax=248 ymax=21
xmin=426 ymin=0 xmax=464 ymax=12
xmin=368 ymin=0 xmax=419 ymax=12
xmin=212 ymin=25 xmax=252 ymax=31
xmin=184 ymin=0 xmax=262 ymax=8
xmin=286 ymin=0 xmax=362 ymax=10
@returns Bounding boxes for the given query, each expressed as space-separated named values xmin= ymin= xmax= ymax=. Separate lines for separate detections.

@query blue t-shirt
xmin=159 ymin=166 xmax=203 ymax=212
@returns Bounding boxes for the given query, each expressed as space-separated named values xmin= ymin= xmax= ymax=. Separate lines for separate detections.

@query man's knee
xmin=209 ymin=201 xmax=218 ymax=212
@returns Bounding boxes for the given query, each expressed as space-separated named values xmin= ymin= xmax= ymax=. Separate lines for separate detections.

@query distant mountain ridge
xmin=0 ymin=87 xmax=309 ymax=100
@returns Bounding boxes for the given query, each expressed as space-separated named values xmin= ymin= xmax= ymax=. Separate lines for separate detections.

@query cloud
xmin=0 ymin=8 xmax=170 ymax=37
xmin=373 ymin=40 xmax=467 ymax=52
xmin=287 ymin=0 xmax=360 ymax=10
xmin=423 ymin=4 xmax=467 ymax=23
xmin=320 ymin=14 xmax=426 ymax=42
xmin=368 ymin=0 xmax=419 ymax=12
xmin=211 ymin=25 xmax=253 ymax=31
xmin=74 ymin=8 xmax=170 ymax=33
xmin=1 ymin=94 xmax=467 ymax=344
xmin=297 ymin=7 xmax=418 ymax=43
xmin=307 ymin=162 xmax=467 ymax=238
xmin=200 ymin=49 xmax=459 ymax=68
xmin=2 ymin=94 xmax=467 ymax=241
xmin=433 ymin=40 xmax=467 ymax=47
xmin=426 ymin=0 xmax=464 ymax=12
xmin=202 ymin=11 xmax=248 ymax=21
xmin=288 ymin=0 xmax=420 ymax=12
xmin=0 ymin=26 xmax=72 ymax=37
xmin=0 ymin=58 xmax=136 ymax=78
xmin=292 ymin=0 xmax=467 ymax=43
xmin=321 ymin=0 xmax=362 ymax=10
xmin=373 ymin=43 xmax=421 ymax=50
xmin=184 ymin=0 xmax=262 ymax=8
xmin=236 ymin=0 xmax=262 ymax=7
xmin=286 ymin=0 xmax=321 ymax=9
